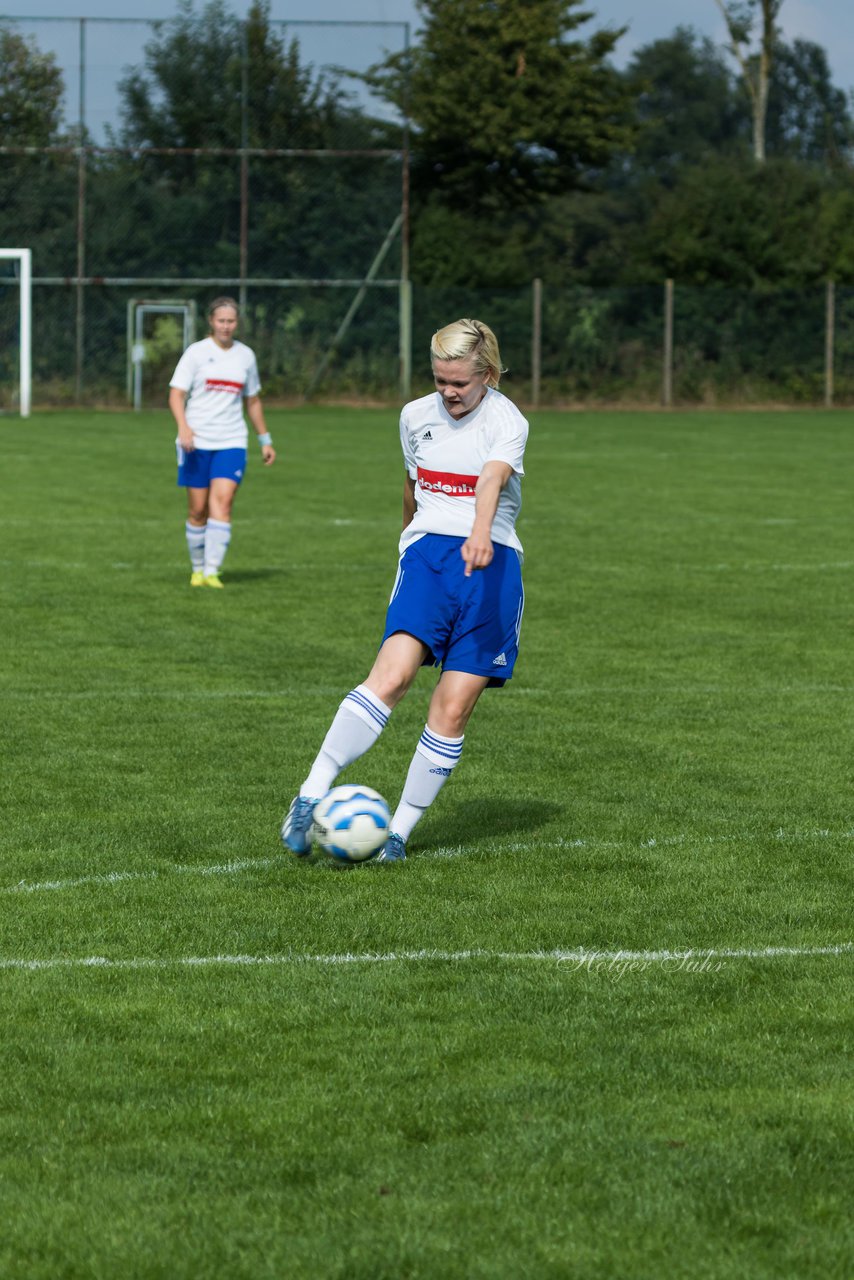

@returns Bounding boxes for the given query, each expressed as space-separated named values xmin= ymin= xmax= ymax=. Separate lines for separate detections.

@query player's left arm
xmin=461 ymin=460 xmax=514 ymax=577
xmin=245 ymin=394 xmax=276 ymax=466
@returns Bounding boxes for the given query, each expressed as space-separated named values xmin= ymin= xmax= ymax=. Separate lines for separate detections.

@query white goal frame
xmin=0 ymin=249 xmax=32 ymax=417
xmin=127 ymin=299 xmax=196 ymax=411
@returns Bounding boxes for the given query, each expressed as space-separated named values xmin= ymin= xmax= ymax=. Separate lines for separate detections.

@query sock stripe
xmin=419 ymin=729 xmax=464 ymax=761
xmin=345 ymin=689 xmax=389 ymax=731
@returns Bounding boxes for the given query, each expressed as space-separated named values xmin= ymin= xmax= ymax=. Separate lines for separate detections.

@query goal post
xmin=0 ymin=249 xmax=32 ymax=417
xmin=126 ymin=299 xmax=197 ymax=410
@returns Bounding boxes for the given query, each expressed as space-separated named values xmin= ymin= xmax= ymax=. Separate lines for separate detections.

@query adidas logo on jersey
xmin=423 ymin=430 xmax=433 ymax=440
xmin=492 ymin=652 xmax=508 ymax=667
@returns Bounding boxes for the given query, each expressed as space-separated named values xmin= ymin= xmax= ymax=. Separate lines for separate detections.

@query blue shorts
xmin=176 ymin=446 xmax=247 ymax=489
xmin=382 ymin=533 xmax=524 ymax=687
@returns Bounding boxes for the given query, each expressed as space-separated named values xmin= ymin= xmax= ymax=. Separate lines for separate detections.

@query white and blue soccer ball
xmin=312 ymin=785 xmax=390 ymax=863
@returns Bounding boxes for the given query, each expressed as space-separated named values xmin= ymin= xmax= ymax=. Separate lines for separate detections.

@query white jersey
xmin=169 ymin=337 xmax=261 ymax=449
xmin=399 ymin=387 xmax=528 ymax=556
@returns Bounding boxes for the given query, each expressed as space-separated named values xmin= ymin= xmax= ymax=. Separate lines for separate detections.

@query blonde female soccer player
xmin=168 ymin=297 xmax=276 ymax=587
xmin=281 ymin=318 xmax=528 ymax=861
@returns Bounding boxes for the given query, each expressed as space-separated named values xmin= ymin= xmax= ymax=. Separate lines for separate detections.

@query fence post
xmin=75 ymin=18 xmax=87 ymax=404
xmin=531 ymin=277 xmax=542 ymax=409
xmin=239 ymin=21 xmax=249 ymax=317
xmin=662 ymin=278 xmax=674 ymax=407
xmin=399 ymin=277 xmax=412 ymax=401
xmin=824 ymin=279 xmax=835 ymax=408
xmin=400 ymin=21 xmax=411 ymax=402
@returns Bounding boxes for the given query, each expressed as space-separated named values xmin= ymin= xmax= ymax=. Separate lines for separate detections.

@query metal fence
xmin=2 ymin=14 xmax=853 ymax=411
xmin=0 ymin=12 xmax=411 ymax=409
xmin=2 ymin=275 xmax=853 ymax=410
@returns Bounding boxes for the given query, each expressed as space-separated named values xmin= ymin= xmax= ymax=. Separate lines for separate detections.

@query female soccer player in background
xmin=281 ymin=317 xmax=528 ymax=861
xmin=169 ymin=297 xmax=275 ymax=588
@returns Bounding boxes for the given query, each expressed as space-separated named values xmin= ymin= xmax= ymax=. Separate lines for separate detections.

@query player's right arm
xmin=168 ymin=386 xmax=195 ymax=452
xmin=461 ymin=460 xmax=514 ymax=577
xmin=402 ymin=472 xmax=416 ymax=530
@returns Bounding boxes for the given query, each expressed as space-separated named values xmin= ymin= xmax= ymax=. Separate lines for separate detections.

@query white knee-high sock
xmin=186 ymin=521 xmax=206 ymax=572
xmin=204 ymin=519 xmax=231 ymax=576
xmin=301 ymin=685 xmax=392 ymax=798
xmin=390 ymin=726 xmax=465 ymax=841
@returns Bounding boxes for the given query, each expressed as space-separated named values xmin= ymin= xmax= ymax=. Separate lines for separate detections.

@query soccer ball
xmin=312 ymin=785 xmax=390 ymax=863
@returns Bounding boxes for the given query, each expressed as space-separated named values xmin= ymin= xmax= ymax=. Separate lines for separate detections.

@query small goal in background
xmin=0 ymin=249 xmax=31 ymax=418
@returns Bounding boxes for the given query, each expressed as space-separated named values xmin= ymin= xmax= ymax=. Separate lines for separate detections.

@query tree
xmin=624 ymin=157 xmax=833 ymax=286
xmin=117 ymin=0 xmax=364 ymax=152
xmin=621 ymin=28 xmax=747 ymax=181
xmin=111 ymin=0 xmax=396 ymax=279
xmin=713 ymin=0 xmax=783 ymax=161
xmin=540 ymin=21 xmax=854 ymax=292
xmin=0 ymin=26 xmax=64 ymax=146
xmin=765 ymin=39 xmax=852 ymax=165
xmin=362 ymin=0 xmax=635 ymax=213
xmin=0 ymin=29 xmax=75 ymax=278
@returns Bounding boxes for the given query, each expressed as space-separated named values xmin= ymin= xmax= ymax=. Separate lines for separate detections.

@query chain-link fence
xmin=2 ymin=275 xmax=852 ymax=410
xmin=0 ymin=11 xmax=410 ymax=410
xmin=2 ymin=13 xmax=853 ymax=411
xmin=418 ymin=281 xmax=854 ymax=407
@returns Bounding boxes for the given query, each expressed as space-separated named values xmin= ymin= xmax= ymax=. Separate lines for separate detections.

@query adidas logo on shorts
xmin=492 ymin=652 xmax=507 ymax=667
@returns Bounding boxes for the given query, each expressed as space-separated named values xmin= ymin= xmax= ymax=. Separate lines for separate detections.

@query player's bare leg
xmin=363 ymin=631 xmax=430 ymax=708
xmin=425 ymin=669 xmax=489 ymax=738
xmin=208 ymin=477 xmax=237 ymax=522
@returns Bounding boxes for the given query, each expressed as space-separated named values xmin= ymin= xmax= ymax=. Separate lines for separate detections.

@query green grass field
xmin=1 ymin=406 xmax=852 ymax=1279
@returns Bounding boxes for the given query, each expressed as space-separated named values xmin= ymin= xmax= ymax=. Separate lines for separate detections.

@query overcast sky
xmin=5 ymin=1 xmax=853 ymax=135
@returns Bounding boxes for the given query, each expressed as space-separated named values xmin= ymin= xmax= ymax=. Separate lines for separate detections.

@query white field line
xmin=0 ymin=689 xmax=348 ymax=700
xmin=0 ymin=558 xmax=383 ymax=572
xmin=428 ymin=828 xmax=854 ymax=859
xmin=573 ymin=561 xmax=854 ymax=574
xmin=4 ymin=828 xmax=853 ymax=896
xmin=1 ymin=684 xmax=852 ymax=701
xmin=2 ymin=557 xmax=852 ymax=574
xmin=4 ymin=854 xmax=291 ymax=895
xmin=513 ymin=684 xmax=854 ymax=696
xmin=706 ymin=561 xmax=854 ymax=572
xmin=0 ymin=943 xmax=851 ymax=974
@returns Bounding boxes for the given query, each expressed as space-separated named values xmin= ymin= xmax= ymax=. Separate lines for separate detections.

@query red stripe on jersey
xmin=205 ymin=378 xmax=244 ymax=394
xmin=416 ymin=467 xmax=479 ymax=497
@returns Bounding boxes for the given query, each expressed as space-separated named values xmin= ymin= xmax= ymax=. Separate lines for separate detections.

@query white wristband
xmin=258 ymin=432 xmax=272 ymax=447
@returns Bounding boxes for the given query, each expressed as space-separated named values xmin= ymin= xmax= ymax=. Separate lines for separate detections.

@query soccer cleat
xmin=376 ymin=832 xmax=407 ymax=862
xmin=190 ymin=571 xmax=205 ymax=587
xmin=203 ymin=573 xmax=224 ymax=589
xmin=280 ymin=795 xmax=321 ymax=856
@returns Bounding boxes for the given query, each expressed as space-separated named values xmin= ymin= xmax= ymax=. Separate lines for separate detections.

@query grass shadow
xmin=221 ymin=567 xmax=289 ymax=583
xmin=421 ymin=796 xmax=564 ymax=847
